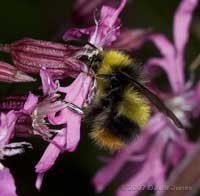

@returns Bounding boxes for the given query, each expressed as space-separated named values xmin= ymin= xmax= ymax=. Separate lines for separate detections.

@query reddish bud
xmin=0 ymin=95 xmax=27 ymax=112
xmin=0 ymin=61 xmax=35 ymax=83
xmin=2 ymin=38 xmax=84 ymax=78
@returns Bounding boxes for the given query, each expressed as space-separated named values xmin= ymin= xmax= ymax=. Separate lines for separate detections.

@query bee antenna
xmin=65 ymin=39 xmax=98 ymax=50
xmin=86 ymin=41 xmax=98 ymax=50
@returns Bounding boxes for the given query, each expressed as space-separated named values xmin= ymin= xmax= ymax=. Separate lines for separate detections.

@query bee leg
xmin=64 ymin=102 xmax=84 ymax=115
xmin=96 ymin=74 xmax=114 ymax=80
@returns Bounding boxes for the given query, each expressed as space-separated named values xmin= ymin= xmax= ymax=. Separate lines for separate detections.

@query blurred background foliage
xmin=0 ymin=0 xmax=199 ymax=196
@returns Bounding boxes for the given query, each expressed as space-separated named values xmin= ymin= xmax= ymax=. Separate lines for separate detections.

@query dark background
xmin=0 ymin=0 xmax=200 ymax=196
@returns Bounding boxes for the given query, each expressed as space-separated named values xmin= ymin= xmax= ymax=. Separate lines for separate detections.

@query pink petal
xmin=73 ymin=0 xmax=105 ymax=23
xmin=166 ymin=140 xmax=186 ymax=166
xmin=63 ymin=27 xmax=94 ymax=40
xmin=0 ymin=167 xmax=17 ymax=196
xmin=35 ymin=72 xmax=92 ymax=189
xmin=0 ymin=111 xmax=18 ymax=145
xmin=146 ymin=0 xmax=198 ymax=93
xmin=40 ymin=68 xmax=57 ymax=96
xmin=104 ymin=0 xmax=127 ymax=28
xmin=173 ymin=0 xmax=199 ymax=55
xmin=35 ymin=128 xmax=66 ymax=172
xmin=62 ymin=111 xmax=81 ymax=152
xmin=89 ymin=2 xmax=123 ymax=46
xmin=64 ymin=0 xmax=127 ymax=47
xmin=147 ymin=34 xmax=184 ymax=92
xmin=35 ymin=173 xmax=44 ymax=191
xmin=22 ymin=92 xmax=38 ymax=115
xmin=73 ymin=0 xmax=122 ymax=24
xmin=149 ymin=34 xmax=175 ymax=59
xmin=143 ymin=57 xmax=168 ymax=76
xmin=48 ymin=73 xmax=92 ymax=151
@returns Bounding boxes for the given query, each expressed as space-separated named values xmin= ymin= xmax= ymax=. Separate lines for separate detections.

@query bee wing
xmin=120 ymin=71 xmax=184 ymax=129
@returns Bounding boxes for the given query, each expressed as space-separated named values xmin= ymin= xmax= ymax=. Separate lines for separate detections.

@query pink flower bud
xmin=4 ymin=38 xmax=84 ymax=78
xmin=0 ymin=95 xmax=26 ymax=112
xmin=0 ymin=61 xmax=35 ymax=83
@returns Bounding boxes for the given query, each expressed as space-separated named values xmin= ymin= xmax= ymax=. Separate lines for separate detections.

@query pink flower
xmin=34 ymin=68 xmax=92 ymax=189
xmin=73 ymin=0 xmax=120 ymax=24
xmin=0 ymin=0 xmax=198 ymax=195
xmin=0 ymin=65 xmax=92 ymax=190
xmin=64 ymin=0 xmax=127 ymax=47
xmin=92 ymin=0 xmax=199 ymax=195
xmin=144 ymin=0 xmax=199 ymax=93
xmin=64 ymin=0 xmax=151 ymax=50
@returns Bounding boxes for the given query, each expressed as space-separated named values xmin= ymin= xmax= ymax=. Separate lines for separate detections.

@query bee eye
xmin=77 ymin=52 xmax=102 ymax=72
xmin=78 ymin=55 xmax=90 ymax=63
xmin=95 ymin=55 xmax=103 ymax=63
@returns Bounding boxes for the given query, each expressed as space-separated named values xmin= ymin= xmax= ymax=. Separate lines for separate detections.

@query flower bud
xmin=0 ymin=61 xmax=35 ymax=83
xmin=0 ymin=95 xmax=27 ymax=112
xmin=2 ymin=38 xmax=84 ymax=78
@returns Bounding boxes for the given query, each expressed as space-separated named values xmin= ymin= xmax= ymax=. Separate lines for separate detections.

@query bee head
xmin=65 ymin=39 xmax=103 ymax=72
xmin=78 ymin=47 xmax=103 ymax=71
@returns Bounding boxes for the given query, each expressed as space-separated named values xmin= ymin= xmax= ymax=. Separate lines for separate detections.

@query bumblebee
xmin=66 ymin=40 xmax=184 ymax=151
